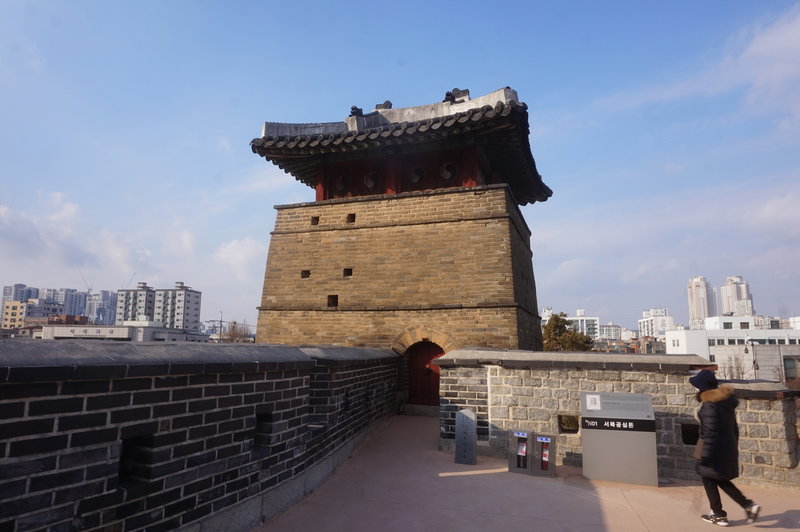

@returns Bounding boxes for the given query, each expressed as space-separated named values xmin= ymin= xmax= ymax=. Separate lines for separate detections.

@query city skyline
xmin=3 ymin=271 xmax=789 ymax=334
xmin=2 ymin=1 xmax=799 ymax=331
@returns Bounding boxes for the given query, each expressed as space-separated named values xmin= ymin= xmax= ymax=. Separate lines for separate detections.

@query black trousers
xmin=702 ymin=477 xmax=750 ymax=517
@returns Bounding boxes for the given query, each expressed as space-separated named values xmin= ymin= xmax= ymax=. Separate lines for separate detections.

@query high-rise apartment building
xmin=719 ymin=275 xmax=754 ymax=316
xmin=115 ymin=282 xmax=201 ymax=331
xmin=154 ymin=282 xmax=201 ymax=332
xmin=115 ymin=283 xmax=156 ymax=324
xmin=42 ymin=288 xmax=88 ymax=316
xmin=687 ymin=276 xmax=717 ymax=329
xmin=86 ymin=290 xmax=118 ymax=325
xmin=2 ymin=284 xmax=39 ymax=305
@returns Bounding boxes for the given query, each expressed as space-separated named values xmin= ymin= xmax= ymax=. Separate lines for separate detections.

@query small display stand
xmin=530 ymin=435 xmax=556 ymax=477
xmin=509 ymin=430 xmax=557 ymax=477
xmin=508 ymin=429 xmax=532 ymax=474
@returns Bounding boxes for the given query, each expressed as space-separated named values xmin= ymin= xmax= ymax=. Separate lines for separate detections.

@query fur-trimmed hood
xmin=699 ymin=384 xmax=735 ymax=403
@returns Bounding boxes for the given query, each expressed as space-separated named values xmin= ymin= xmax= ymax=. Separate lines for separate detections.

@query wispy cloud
xmin=212 ymin=237 xmax=264 ymax=282
xmin=598 ymin=6 xmax=800 ymax=130
xmin=0 ymin=195 xmax=95 ymax=267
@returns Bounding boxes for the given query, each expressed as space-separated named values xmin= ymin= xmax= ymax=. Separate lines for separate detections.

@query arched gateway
xmin=251 ymin=87 xmax=551 ymax=377
xmin=405 ymin=340 xmax=445 ymax=406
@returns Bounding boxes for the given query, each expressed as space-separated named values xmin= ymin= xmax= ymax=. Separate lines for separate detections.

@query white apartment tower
xmin=115 ymin=283 xmax=156 ymax=324
xmin=566 ymin=309 xmax=600 ymax=340
xmin=638 ymin=308 xmax=676 ymax=338
xmin=154 ymin=282 xmax=201 ymax=332
xmin=687 ymin=276 xmax=717 ymax=329
xmin=719 ymin=275 xmax=754 ymax=316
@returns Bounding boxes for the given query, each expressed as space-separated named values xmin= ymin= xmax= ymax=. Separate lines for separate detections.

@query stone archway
xmin=390 ymin=326 xmax=458 ymax=355
xmin=391 ymin=327 xmax=459 ymax=412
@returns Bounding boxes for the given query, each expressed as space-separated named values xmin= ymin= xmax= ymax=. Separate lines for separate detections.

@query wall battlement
xmin=435 ymin=349 xmax=800 ymax=490
xmin=0 ymin=341 xmax=398 ymax=532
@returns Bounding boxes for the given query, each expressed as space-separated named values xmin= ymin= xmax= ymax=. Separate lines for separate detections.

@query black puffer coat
xmin=696 ymin=385 xmax=740 ymax=481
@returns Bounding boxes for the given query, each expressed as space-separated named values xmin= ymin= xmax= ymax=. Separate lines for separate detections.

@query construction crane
xmin=122 ymin=272 xmax=137 ymax=289
xmin=77 ymin=268 xmax=93 ymax=296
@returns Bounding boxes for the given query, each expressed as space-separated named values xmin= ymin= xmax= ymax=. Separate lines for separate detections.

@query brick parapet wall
xmin=0 ymin=342 xmax=398 ymax=532
xmin=435 ymin=349 xmax=799 ymax=490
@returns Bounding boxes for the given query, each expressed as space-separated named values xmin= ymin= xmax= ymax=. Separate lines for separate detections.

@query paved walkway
xmin=255 ymin=415 xmax=800 ymax=531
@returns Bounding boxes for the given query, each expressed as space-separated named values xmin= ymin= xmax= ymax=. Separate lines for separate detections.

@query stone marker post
xmin=455 ymin=408 xmax=477 ymax=465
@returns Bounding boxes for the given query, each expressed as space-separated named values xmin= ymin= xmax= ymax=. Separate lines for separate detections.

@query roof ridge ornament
xmin=349 ymin=106 xmax=363 ymax=117
xmin=443 ymin=88 xmax=470 ymax=103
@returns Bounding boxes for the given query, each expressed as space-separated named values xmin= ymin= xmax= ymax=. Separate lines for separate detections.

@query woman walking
xmin=690 ymin=369 xmax=761 ymax=527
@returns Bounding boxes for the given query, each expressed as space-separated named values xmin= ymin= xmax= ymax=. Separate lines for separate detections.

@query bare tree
xmin=223 ymin=321 xmax=253 ymax=343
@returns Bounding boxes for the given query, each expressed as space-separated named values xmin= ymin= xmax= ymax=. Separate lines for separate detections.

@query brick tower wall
xmin=256 ymin=184 xmax=542 ymax=351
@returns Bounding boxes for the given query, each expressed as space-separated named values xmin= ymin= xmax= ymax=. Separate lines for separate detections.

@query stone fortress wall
xmin=0 ymin=342 xmax=398 ymax=532
xmin=257 ymin=184 xmax=541 ymax=351
xmin=3 ymin=343 xmax=798 ymax=532
xmin=436 ymin=349 xmax=800 ymax=490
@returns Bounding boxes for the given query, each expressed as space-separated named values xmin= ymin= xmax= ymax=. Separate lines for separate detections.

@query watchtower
xmin=251 ymin=87 xmax=551 ymax=406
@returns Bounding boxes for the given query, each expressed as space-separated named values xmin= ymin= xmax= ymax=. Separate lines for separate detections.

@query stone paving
xmin=254 ymin=415 xmax=800 ymax=532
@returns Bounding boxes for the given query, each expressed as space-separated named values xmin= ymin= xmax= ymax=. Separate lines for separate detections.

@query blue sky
xmin=1 ymin=1 xmax=799 ymax=331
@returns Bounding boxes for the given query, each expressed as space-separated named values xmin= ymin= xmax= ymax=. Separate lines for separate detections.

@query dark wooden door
xmin=407 ymin=342 xmax=444 ymax=405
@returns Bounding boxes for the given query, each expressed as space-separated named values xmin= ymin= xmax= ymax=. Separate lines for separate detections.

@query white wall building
xmin=115 ymin=283 xmax=156 ymax=324
xmin=541 ymin=308 xmax=600 ymax=340
xmin=116 ymin=281 xmax=201 ymax=331
xmin=154 ymin=282 xmax=202 ymax=332
xmin=637 ymin=308 xmax=676 ymax=338
xmin=42 ymin=324 xmax=209 ymax=342
xmin=566 ymin=309 xmax=599 ymax=340
xmin=709 ymin=344 xmax=799 ymax=382
xmin=665 ymin=316 xmax=800 ymax=381
xmin=598 ymin=323 xmax=622 ymax=340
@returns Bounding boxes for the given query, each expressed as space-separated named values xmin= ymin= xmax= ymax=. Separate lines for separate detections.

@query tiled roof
xmin=251 ymin=94 xmax=552 ymax=205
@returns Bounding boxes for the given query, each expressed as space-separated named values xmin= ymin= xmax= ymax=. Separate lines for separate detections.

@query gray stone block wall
xmin=0 ymin=342 xmax=398 ymax=532
xmin=435 ymin=349 xmax=799 ymax=489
